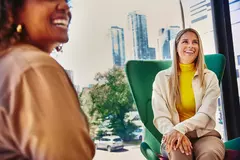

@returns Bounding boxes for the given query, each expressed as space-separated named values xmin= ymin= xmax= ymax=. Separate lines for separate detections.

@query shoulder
xmin=203 ymin=69 xmax=220 ymax=89
xmin=204 ymin=69 xmax=218 ymax=80
xmin=154 ymin=68 xmax=171 ymax=80
xmin=3 ymin=44 xmax=60 ymax=70
xmin=0 ymin=45 xmax=64 ymax=96
xmin=0 ymin=44 xmax=63 ymax=75
xmin=153 ymin=68 xmax=171 ymax=90
xmin=204 ymin=68 xmax=215 ymax=75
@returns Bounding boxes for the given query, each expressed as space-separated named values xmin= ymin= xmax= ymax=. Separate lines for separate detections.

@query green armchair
xmin=125 ymin=54 xmax=240 ymax=160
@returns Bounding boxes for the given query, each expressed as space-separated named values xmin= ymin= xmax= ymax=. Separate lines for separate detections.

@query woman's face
xmin=17 ymin=0 xmax=72 ymax=53
xmin=177 ymin=31 xmax=199 ymax=64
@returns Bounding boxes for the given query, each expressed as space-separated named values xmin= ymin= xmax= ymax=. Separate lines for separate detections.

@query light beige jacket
xmin=152 ymin=68 xmax=220 ymax=137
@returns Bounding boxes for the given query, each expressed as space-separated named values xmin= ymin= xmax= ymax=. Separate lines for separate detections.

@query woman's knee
xmin=169 ymin=149 xmax=193 ymax=160
xmin=194 ymin=136 xmax=225 ymax=160
xmin=196 ymin=150 xmax=224 ymax=160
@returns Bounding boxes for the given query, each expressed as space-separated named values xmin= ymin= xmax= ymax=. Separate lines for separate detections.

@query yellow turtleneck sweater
xmin=177 ymin=63 xmax=196 ymax=122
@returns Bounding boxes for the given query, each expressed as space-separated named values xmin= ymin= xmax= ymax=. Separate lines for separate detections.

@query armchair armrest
xmin=140 ymin=142 xmax=159 ymax=160
xmin=224 ymin=137 xmax=240 ymax=151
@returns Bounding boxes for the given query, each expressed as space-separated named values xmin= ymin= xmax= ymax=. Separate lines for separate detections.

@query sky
xmin=53 ymin=0 xmax=183 ymax=88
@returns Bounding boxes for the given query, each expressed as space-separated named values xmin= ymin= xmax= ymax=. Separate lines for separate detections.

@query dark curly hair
xmin=0 ymin=0 xmax=25 ymax=50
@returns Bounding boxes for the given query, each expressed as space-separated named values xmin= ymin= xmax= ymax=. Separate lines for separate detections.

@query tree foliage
xmin=89 ymin=66 xmax=137 ymax=140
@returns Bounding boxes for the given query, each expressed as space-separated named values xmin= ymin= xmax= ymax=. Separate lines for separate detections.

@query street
xmin=93 ymin=144 xmax=146 ymax=160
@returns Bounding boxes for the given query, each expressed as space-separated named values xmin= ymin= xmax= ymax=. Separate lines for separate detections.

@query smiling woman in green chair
xmin=152 ymin=28 xmax=225 ymax=160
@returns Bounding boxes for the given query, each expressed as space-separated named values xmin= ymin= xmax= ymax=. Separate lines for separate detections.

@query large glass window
xmin=181 ymin=0 xmax=226 ymax=141
xmin=229 ymin=0 xmax=240 ymax=132
xmin=50 ymin=0 xmax=230 ymax=159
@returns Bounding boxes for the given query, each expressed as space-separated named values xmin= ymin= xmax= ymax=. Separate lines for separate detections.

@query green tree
xmin=89 ymin=66 xmax=137 ymax=140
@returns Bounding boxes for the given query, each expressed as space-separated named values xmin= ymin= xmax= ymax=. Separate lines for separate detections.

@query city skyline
xmin=111 ymin=11 xmax=158 ymax=64
xmin=54 ymin=0 xmax=239 ymax=90
xmin=55 ymin=0 xmax=182 ymax=89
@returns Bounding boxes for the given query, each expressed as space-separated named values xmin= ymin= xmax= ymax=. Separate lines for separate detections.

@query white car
xmin=95 ymin=136 xmax=124 ymax=152
xmin=132 ymin=127 xmax=143 ymax=140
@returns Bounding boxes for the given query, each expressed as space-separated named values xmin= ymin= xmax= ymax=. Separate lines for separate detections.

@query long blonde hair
xmin=169 ymin=28 xmax=206 ymax=107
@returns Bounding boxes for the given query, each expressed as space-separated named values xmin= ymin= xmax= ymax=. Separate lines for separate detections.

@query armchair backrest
xmin=125 ymin=54 xmax=226 ymax=151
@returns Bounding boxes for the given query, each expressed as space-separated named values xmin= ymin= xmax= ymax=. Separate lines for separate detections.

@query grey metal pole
xmin=179 ymin=0 xmax=185 ymax=29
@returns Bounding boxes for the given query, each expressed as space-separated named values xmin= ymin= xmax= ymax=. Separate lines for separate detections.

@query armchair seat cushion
xmin=157 ymin=154 xmax=168 ymax=160
xmin=224 ymin=149 xmax=240 ymax=160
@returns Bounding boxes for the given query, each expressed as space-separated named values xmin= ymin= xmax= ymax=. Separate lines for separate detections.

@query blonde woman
xmin=152 ymin=28 xmax=225 ymax=160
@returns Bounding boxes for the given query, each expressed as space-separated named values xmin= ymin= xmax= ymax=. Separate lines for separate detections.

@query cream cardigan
xmin=152 ymin=68 xmax=220 ymax=137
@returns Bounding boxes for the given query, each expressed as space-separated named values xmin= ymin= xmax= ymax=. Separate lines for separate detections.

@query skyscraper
xmin=169 ymin=26 xmax=181 ymax=56
xmin=110 ymin=26 xmax=126 ymax=67
xmin=128 ymin=11 xmax=150 ymax=60
xmin=65 ymin=69 xmax=81 ymax=95
xmin=148 ymin=47 xmax=156 ymax=59
xmin=74 ymin=84 xmax=81 ymax=95
xmin=157 ymin=26 xmax=180 ymax=60
xmin=181 ymin=0 xmax=212 ymax=33
xmin=65 ymin=69 xmax=74 ymax=82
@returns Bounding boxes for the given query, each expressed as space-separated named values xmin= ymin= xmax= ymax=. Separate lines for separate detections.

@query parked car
xmin=132 ymin=127 xmax=143 ymax=140
xmin=95 ymin=135 xmax=124 ymax=152
xmin=125 ymin=111 xmax=143 ymax=127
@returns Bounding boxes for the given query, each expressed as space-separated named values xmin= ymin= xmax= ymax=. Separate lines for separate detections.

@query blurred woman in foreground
xmin=0 ymin=0 xmax=95 ymax=159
